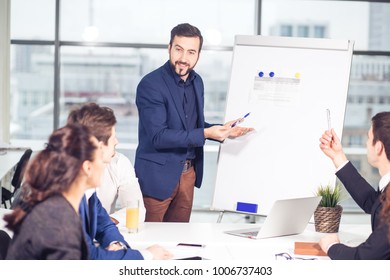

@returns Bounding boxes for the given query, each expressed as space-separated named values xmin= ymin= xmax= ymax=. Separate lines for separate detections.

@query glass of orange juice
xmin=126 ymin=199 xmax=139 ymax=233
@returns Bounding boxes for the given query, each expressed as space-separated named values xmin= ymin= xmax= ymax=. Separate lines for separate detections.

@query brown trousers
xmin=143 ymin=167 xmax=196 ymax=222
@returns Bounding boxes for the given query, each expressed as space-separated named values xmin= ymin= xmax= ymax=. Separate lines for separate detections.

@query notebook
xmin=224 ymin=196 xmax=321 ymax=239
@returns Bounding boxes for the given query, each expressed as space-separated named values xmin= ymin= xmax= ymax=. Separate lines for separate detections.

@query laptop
xmin=224 ymin=196 xmax=321 ymax=239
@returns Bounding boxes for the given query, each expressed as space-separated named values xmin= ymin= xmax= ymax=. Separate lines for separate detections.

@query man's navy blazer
xmin=328 ymin=161 xmax=390 ymax=259
xmin=135 ymin=61 xmax=213 ymax=200
xmin=79 ymin=193 xmax=143 ymax=260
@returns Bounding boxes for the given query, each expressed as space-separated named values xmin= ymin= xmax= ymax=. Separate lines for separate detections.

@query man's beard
xmin=171 ymin=61 xmax=193 ymax=77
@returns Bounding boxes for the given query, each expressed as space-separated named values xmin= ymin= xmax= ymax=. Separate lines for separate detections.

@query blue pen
xmin=231 ymin=112 xmax=251 ymax=128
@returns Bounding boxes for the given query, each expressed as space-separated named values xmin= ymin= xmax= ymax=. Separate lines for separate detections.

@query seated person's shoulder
xmin=113 ymin=152 xmax=133 ymax=167
xmin=105 ymin=152 xmax=136 ymax=180
xmin=25 ymin=196 xmax=80 ymax=237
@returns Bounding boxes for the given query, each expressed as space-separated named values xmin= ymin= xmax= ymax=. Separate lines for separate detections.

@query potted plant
xmin=313 ymin=183 xmax=343 ymax=233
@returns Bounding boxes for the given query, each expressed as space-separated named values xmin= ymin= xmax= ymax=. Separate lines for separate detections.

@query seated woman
xmin=3 ymin=123 xmax=105 ymax=259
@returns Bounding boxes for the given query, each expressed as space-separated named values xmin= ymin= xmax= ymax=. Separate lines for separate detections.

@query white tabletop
xmin=1 ymin=207 xmax=371 ymax=261
xmin=117 ymin=221 xmax=371 ymax=260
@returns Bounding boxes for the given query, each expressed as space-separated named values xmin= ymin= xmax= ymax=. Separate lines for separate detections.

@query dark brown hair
xmin=67 ymin=103 xmax=116 ymax=145
xmin=3 ymin=124 xmax=97 ymax=231
xmin=169 ymin=23 xmax=203 ymax=52
xmin=372 ymin=111 xmax=390 ymax=160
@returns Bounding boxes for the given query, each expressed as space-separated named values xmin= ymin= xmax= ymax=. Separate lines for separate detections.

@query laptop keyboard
xmin=243 ymin=231 xmax=259 ymax=237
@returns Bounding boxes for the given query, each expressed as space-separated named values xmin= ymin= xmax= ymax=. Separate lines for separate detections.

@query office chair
xmin=0 ymin=230 xmax=11 ymax=259
xmin=1 ymin=149 xmax=33 ymax=209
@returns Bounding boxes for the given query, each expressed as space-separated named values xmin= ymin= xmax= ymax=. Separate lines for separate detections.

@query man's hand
xmin=204 ymin=122 xmax=254 ymax=141
xmin=319 ymin=233 xmax=340 ymax=254
xmin=106 ymin=241 xmax=126 ymax=251
xmin=319 ymin=128 xmax=347 ymax=168
xmin=204 ymin=125 xmax=231 ymax=141
xmin=147 ymin=244 xmax=173 ymax=260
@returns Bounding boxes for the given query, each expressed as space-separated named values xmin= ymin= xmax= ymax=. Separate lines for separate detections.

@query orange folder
xmin=294 ymin=242 xmax=327 ymax=256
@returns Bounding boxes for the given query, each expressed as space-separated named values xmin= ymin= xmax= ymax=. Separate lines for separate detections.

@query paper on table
xmin=167 ymin=244 xmax=205 ymax=260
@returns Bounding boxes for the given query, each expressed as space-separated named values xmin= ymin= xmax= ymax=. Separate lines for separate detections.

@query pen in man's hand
xmin=231 ymin=112 xmax=251 ymax=128
xmin=326 ymin=109 xmax=331 ymax=131
xmin=326 ymin=108 xmax=333 ymax=142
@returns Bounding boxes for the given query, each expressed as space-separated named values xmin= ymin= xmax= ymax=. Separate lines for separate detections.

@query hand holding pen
xmin=326 ymin=108 xmax=334 ymax=144
xmin=320 ymin=109 xmax=338 ymax=155
xmin=319 ymin=116 xmax=347 ymax=169
xmin=231 ymin=112 xmax=251 ymax=128
xmin=226 ymin=112 xmax=254 ymax=138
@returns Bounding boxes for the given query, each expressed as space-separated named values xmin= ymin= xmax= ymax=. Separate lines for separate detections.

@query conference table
xmin=0 ymin=208 xmax=371 ymax=260
xmin=112 ymin=210 xmax=371 ymax=260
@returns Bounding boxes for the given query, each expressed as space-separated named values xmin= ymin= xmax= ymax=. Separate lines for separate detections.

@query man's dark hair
xmin=169 ymin=23 xmax=203 ymax=52
xmin=67 ymin=102 xmax=116 ymax=145
xmin=372 ymin=111 xmax=390 ymax=160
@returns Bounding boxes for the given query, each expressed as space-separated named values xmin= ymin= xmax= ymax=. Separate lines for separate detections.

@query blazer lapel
xmin=193 ymin=79 xmax=205 ymax=127
xmin=371 ymin=188 xmax=385 ymax=231
xmin=162 ymin=67 xmax=187 ymax=129
xmin=79 ymin=196 xmax=90 ymax=235
xmin=88 ymin=193 xmax=98 ymax=237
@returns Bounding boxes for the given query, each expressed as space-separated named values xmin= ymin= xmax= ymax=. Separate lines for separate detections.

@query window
xmin=10 ymin=0 xmax=55 ymax=40
xmin=8 ymin=0 xmax=390 ymax=212
xmin=60 ymin=0 xmax=255 ymax=45
xmin=9 ymin=0 xmax=255 ymax=210
xmin=10 ymin=45 xmax=54 ymax=139
xmin=280 ymin=25 xmax=293 ymax=36
xmin=313 ymin=25 xmax=326 ymax=38
xmin=297 ymin=25 xmax=309 ymax=37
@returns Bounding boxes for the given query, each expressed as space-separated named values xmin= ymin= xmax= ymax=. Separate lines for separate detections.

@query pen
xmin=231 ymin=112 xmax=251 ymax=128
xmin=326 ymin=108 xmax=333 ymax=142
xmin=177 ymin=243 xmax=205 ymax=248
xmin=326 ymin=109 xmax=331 ymax=131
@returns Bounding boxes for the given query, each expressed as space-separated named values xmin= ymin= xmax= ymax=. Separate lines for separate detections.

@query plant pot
xmin=313 ymin=205 xmax=343 ymax=233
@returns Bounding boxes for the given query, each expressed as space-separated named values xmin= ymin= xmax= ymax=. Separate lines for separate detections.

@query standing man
xmin=318 ymin=111 xmax=390 ymax=259
xmin=135 ymin=23 xmax=253 ymax=222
